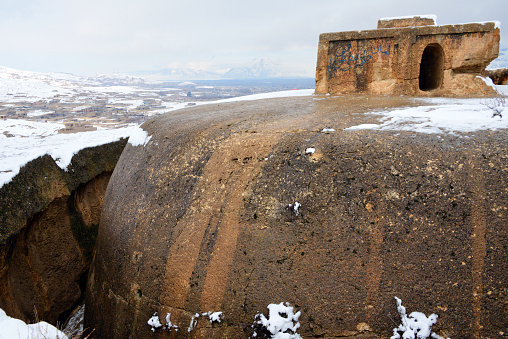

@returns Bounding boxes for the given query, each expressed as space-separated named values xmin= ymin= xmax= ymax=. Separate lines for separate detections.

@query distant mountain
xmin=133 ymin=68 xmax=221 ymax=81
xmin=222 ymin=58 xmax=285 ymax=79
xmin=88 ymin=73 xmax=146 ymax=86
xmin=131 ymin=58 xmax=311 ymax=81
xmin=0 ymin=60 xmax=313 ymax=92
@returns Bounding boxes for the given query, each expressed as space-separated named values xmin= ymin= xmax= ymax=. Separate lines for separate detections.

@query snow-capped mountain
xmin=133 ymin=68 xmax=221 ymax=81
xmin=88 ymin=73 xmax=146 ymax=86
xmin=222 ymin=58 xmax=286 ymax=79
xmin=132 ymin=58 xmax=311 ymax=81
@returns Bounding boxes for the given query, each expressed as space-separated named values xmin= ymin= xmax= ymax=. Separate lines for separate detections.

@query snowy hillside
xmin=0 ymin=66 xmax=88 ymax=87
xmin=0 ymin=66 xmax=165 ymax=104
xmin=0 ymin=76 xmax=76 ymax=103
xmin=0 ymin=66 xmax=146 ymax=90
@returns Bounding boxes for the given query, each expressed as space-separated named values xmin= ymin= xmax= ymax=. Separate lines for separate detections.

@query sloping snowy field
xmin=2 ymin=87 xmax=508 ymax=189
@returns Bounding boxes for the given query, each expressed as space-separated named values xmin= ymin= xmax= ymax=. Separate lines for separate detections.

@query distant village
xmin=0 ymin=78 xmax=312 ymax=133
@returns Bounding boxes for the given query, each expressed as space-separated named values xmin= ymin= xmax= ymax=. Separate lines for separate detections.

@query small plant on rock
xmin=480 ymin=84 xmax=506 ymax=118
xmin=482 ymin=95 xmax=506 ymax=118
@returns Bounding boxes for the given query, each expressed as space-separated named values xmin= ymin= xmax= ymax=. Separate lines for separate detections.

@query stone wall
xmin=315 ymin=20 xmax=500 ymax=96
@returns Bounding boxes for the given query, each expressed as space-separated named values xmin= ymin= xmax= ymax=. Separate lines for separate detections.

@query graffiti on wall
xmin=328 ymin=42 xmax=392 ymax=76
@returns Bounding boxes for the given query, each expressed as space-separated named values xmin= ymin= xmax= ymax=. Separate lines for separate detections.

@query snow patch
xmin=147 ymin=312 xmax=179 ymax=333
xmin=252 ymin=302 xmax=302 ymax=339
xmin=213 ymin=89 xmax=314 ymax=104
xmin=147 ymin=313 xmax=163 ymax=332
xmin=127 ymin=126 xmax=152 ymax=147
xmin=288 ymin=202 xmax=301 ymax=216
xmin=344 ymin=92 xmax=508 ymax=134
xmin=27 ymin=110 xmax=54 ymax=118
xmin=0 ymin=308 xmax=68 ymax=339
xmin=207 ymin=311 xmax=223 ymax=324
xmin=183 ymin=311 xmax=223 ymax=332
xmin=165 ymin=313 xmax=178 ymax=331
xmin=390 ymin=297 xmax=448 ymax=339
xmin=477 ymin=75 xmax=495 ymax=88
xmin=187 ymin=313 xmax=200 ymax=332
xmin=344 ymin=123 xmax=380 ymax=131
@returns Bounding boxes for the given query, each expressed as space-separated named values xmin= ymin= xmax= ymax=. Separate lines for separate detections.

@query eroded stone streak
xmin=467 ymin=156 xmax=487 ymax=338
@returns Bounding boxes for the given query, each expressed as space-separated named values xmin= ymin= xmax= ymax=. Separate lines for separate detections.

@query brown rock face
xmin=86 ymin=96 xmax=507 ymax=339
xmin=315 ymin=18 xmax=500 ymax=96
xmin=485 ymin=68 xmax=508 ymax=85
xmin=0 ymin=140 xmax=126 ymax=324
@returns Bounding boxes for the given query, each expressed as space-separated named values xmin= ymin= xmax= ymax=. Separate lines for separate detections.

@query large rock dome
xmin=85 ymin=95 xmax=507 ymax=338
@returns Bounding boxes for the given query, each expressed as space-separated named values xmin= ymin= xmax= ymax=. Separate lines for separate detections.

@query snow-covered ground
xmin=0 ymin=308 xmax=67 ymax=339
xmin=345 ymin=94 xmax=508 ymax=134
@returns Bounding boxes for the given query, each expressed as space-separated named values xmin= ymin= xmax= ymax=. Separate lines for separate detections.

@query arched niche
xmin=419 ymin=44 xmax=444 ymax=91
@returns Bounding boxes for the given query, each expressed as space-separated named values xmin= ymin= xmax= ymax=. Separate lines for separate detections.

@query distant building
xmin=315 ymin=16 xmax=500 ymax=96
xmin=60 ymin=122 xmax=97 ymax=134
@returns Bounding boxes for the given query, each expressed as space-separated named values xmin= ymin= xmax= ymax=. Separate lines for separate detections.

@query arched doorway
xmin=419 ymin=44 xmax=444 ymax=91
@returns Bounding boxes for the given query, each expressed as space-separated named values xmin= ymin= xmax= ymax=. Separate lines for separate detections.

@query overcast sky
xmin=0 ymin=0 xmax=506 ymax=76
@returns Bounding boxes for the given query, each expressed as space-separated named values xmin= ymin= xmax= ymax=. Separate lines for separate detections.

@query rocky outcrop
xmin=86 ymin=97 xmax=507 ymax=338
xmin=485 ymin=68 xmax=508 ymax=85
xmin=0 ymin=139 xmax=127 ymax=325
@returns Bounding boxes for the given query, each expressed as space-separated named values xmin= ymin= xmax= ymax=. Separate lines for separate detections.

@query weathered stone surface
xmin=315 ymin=18 xmax=500 ymax=96
xmin=377 ymin=16 xmax=436 ymax=29
xmin=0 ymin=139 xmax=127 ymax=324
xmin=485 ymin=68 xmax=508 ymax=85
xmin=86 ymin=97 xmax=507 ymax=338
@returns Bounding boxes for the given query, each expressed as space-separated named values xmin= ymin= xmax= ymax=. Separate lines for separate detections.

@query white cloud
xmin=0 ymin=0 xmax=505 ymax=75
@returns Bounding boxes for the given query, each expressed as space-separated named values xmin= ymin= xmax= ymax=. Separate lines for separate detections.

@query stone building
xmin=315 ymin=15 xmax=501 ymax=96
